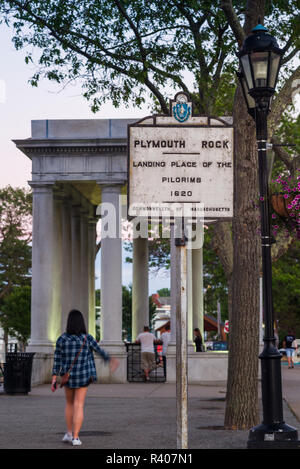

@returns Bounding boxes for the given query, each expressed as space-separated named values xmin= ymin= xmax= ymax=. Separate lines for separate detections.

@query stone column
xmin=192 ymin=247 xmax=204 ymax=339
xmin=187 ymin=247 xmax=194 ymax=350
xmin=80 ymin=210 xmax=90 ymax=328
xmin=70 ymin=205 xmax=81 ymax=311
xmin=132 ymin=237 xmax=149 ymax=340
xmin=52 ymin=192 xmax=63 ymax=338
xmin=98 ymin=184 xmax=126 ymax=383
xmin=100 ymin=185 xmax=123 ymax=344
xmin=27 ymin=183 xmax=58 ymax=352
xmin=61 ymin=198 xmax=73 ymax=331
xmin=166 ymin=225 xmax=178 ymax=382
xmin=170 ymin=225 xmax=177 ymax=343
xmin=88 ymin=218 xmax=97 ymax=336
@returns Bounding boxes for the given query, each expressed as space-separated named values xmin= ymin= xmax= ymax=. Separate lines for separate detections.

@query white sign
xmin=128 ymin=95 xmax=234 ymax=219
xmin=224 ymin=320 xmax=229 ymax=334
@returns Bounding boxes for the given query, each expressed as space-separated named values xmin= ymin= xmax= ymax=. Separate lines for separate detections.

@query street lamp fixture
xmin=238 ymin=22 xmax=300 ymax=448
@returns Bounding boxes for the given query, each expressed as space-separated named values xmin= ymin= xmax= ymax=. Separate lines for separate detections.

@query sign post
xmin=174 ymin=234 xmax=188 ymax=449
xmin=127 ymin=92 xmax=234 ymax=449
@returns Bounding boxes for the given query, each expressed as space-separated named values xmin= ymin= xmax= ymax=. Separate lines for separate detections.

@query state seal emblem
xmin=172 ymin=93 xmax=191 ymax=122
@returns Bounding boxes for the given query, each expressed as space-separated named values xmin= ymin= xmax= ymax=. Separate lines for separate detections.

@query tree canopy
xmin=1 ymin=0 xmax=299 ymax=115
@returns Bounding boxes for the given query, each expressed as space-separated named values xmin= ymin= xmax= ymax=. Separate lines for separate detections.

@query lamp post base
xmin=247 ymin=422 xmax=299 ymax=449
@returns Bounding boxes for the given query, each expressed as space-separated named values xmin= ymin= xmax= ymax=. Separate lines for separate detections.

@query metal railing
xmin=126 ymin=343 xmax=166 ymax=383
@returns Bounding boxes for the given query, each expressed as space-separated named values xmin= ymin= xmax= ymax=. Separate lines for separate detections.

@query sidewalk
xmin=0 ymin=363 xmax=299 ymax=449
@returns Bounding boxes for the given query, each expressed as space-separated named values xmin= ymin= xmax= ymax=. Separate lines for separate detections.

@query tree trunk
xmin=224 ymin=85 xmax=261 ymax=429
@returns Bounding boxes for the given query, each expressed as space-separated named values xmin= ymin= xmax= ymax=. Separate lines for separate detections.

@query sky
xmin=0 ymin=24 xmax=170 ymax=294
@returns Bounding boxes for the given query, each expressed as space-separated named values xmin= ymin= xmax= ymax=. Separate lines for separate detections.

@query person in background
xmin=194 ymin=328 xmax=203 ymax=352
xmin=160 ymin=324 xmax=171 ymax=379
xmin=283 ymin=330 xmax=297 ymax=369
xmin=51 ymin=309 xmax=119 ymax=446
xmin=135 ymin=326 xmax=159 ymax=381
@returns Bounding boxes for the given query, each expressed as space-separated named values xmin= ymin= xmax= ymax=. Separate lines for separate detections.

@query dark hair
xmin=194 ymin=328 xmax=202 ymax=336
xmin=165 ymin=324 xmax=170 ymax=331
xmin=66 ymin=310 xmax=87 ymax=335
xmin=143 ymin=326 xmax=150 ymax=332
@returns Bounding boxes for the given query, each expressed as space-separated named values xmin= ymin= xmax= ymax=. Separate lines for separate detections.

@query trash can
xmin=4 ymin=352 xmax=35 ymax=394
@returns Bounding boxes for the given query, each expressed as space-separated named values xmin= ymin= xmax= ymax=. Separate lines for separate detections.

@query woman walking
xmin=51 ymin=309 xmax=119 ymax=446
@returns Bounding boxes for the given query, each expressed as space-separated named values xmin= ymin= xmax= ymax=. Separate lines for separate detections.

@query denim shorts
xmin=286 ymin=348 xmax=295 ymax=357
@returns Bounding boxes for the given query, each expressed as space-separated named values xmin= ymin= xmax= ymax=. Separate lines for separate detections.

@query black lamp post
xmin=238 ymin=23 xmax=300 ymax=448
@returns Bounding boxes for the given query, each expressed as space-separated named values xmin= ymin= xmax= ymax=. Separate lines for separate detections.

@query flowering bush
xmin=269 ymin=169 xmax=300 ymax=239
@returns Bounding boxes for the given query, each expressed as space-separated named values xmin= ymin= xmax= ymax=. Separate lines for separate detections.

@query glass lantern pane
xmin=241 ymin=55 xmax=254 ymax=90
xmin=251 ymin=52 xmax=268 ymax=87
xmin=241 ymin=75 xmax=255 ymax=109
xmin=269 ymin=52 xmax=280 ymax=89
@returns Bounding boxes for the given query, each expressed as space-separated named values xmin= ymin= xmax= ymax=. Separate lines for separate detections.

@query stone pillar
xmin=166 ymin=225 xmax=178 ymax=382
xmin=132 ymin=237 xmax=149 ymax=340
xmin=187 ymin=247 xmax=194 ymax=350
xmin=192 ymin=247 xmax=204 ymax=339
xmin=88 ymin=217 xmax=97 ymax=336
xmin=170 ymin=225 xmax=177 ymax=343
xmin=97 ymin=184 xmax=126 ymax=383
xmin=53 ymin=192 xmax=63 ymax=337
xmin=61 ymin=198 xmax=72 ymax=332
xmin=70 ymin=205 xmax=81 ymax=310
xmin=100 ymin=185 xmax=123 ymax=344
xmin=80 ymin=210 xmax=90 ymax=328
xmin=27 ymin=183 xmax=59 ymax=352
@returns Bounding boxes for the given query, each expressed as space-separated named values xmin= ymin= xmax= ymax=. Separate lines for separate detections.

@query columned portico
xmin=14 ymin=118 xmax=228 ymax=386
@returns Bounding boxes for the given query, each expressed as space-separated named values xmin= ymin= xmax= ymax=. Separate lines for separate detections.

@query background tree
xmin=95 ymin=286 xmax=157 ymax=342
xmin=0 ymin=186 xmax=32 ymax=349
xmin=0 ymin=285 xmax=31 ymax=351
xmin=0 ymin=186 xmax=32 ymax=297
xmin=1 ymin=0 xmax=299 ymax=429
xmin=122 ymin=285 xmax=132 ymax=341
xmin=124 ymin=232 xmax=171 ymax=272
xmin=272 ymin=240 xmax=300 ymax=343
xmin=203 ymin=227 xmax=228 ymax=320
xmin=156 ymin=288 xmax=171 ymax=298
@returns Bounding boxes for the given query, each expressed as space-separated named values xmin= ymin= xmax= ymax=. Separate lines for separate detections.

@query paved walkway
xmin=0 ymin=363 xmax=299 ymax=450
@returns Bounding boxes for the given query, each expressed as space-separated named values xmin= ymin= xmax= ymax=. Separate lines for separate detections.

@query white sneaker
xmin=72 ymin=438 xmax=82 ymax=446
xmin=62 ymin=433 xmax=73 ymax=443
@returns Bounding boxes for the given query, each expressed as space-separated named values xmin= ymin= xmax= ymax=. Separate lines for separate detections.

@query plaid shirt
xmin=52 ymin=333 xmax=110 ymax=388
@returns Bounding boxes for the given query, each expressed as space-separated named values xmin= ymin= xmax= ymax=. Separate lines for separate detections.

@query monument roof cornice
xmin=13 ymin=138 xmax=127 ymax=157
